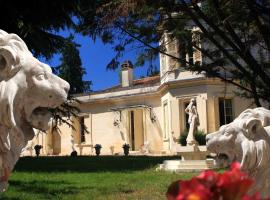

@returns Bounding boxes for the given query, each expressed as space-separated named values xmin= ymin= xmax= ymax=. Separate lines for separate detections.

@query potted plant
xmin=94 ymin=144 xmax=102 ymax=156
xmin=70 ymin=150 xmax=78 ymax=157
xmin=34 ymin=144 xmax=42 ymax=157
xmin=122 ymin=143 xmax=130 ymax=156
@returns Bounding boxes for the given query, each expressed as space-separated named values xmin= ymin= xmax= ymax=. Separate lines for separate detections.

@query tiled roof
xmin=74 ymin=75 xmax=160 ymax=97
xmin=133 ymin=75 xmax=160 ymax=86
xmin=95 ymin=75 xmax=160 ymax=93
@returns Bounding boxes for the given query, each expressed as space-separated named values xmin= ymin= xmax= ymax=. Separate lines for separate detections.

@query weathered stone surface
xmin=159 ymin=145 xmax=215 ymax=172
xmin=206 ymin=107 xmax=270 ymax=198
xmin=158 ymin=159 xmax=216 ymax=172
xmin=0 ymin=30 xmax=69 ymax=192
xmin=176 ymin=145 xmax=209 ymax=160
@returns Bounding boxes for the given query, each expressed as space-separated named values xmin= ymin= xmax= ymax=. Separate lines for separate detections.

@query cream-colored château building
xmin=22 ymin=33 xmax=254 ymax=157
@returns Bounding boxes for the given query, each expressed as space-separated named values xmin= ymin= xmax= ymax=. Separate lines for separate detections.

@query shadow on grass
xmin=14 ymin=155 xmax=179 ymax=173
xmin=0 ymin=180 xmax=83 ymax=200
xmin=0 ymin=197 xmax=20 ymax=200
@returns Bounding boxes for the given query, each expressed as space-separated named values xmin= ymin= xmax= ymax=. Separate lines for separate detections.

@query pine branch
xmin=191 ymin=2 xmax=270 ymax=85
xmin=180 ymin=1 xmax=252 ymax=80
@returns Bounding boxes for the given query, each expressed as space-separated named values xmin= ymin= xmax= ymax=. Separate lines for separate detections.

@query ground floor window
xmin=219 ymin=98 xmax=233 ymax=126
xmin=79 ymin=117 xmax=86 ymax=143
xmin=130 ymin=110 xmax=135 ymax=150
xmin=163 ymin=102 xmax=169 ymax=140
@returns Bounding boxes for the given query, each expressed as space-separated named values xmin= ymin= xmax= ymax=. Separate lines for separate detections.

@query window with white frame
xmin=79 ymin=117 xmax=86 ymax=143
xmin=219 ymin=98 xmax=233 ymax=126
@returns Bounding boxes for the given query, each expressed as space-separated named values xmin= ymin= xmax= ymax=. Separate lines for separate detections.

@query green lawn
xmin=0 ymin=156 xmax=197 ymax=200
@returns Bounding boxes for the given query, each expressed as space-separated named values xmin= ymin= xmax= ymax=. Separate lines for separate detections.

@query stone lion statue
xmin=0 ymin=30 xmax=70 ymax=191
xmin=206 ymin=107 xmax=270 ymax=198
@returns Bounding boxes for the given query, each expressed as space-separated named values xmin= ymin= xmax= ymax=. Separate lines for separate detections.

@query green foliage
xmin=179 ymin=129 xmax=206 ymax=146
xmin=94 ymin=144 xmax=102 ymax=156
xmin=55 ymin=35 xmax=91 ymax=94
xmin=122 ymin=144 xmax=130 ymax=156
xmin=94 ymin=144 xmax=102 ymax=149
xmin=122 ymin=143 xmax=130 ymax=149
xmin=77 ymin=0 xmax=270 ymax=106
xmin=0 ymin=2 xmax=96 ymax=134
xmin=0 ymin=1 xmax=91 ymax=59
xmin=34 ymin=145 xmax=42 ymax=157
xmin=147 ymin=65 xmax=160 ymax=77
xmin=70 ymin=150 xmax=78 ymax=157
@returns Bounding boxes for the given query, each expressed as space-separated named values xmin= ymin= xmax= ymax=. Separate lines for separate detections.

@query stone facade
xmin=22 ymin=33 xmax=255 ymax=157
xmin=22 ymin=74 xmax=254 ymax=157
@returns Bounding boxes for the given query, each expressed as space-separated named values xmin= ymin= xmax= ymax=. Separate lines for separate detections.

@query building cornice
xmin=75 ymin=77 xmax=224 ymax=104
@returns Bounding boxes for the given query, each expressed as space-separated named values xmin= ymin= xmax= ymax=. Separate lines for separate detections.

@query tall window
xmin=163 ymin=102 xmax=169 ymax=140
xmin=186 ymin=33 xmax=194 ymax=65
xmin=79 ymin=117 xmax=86 ymax=143
xmin=185 ymin=29 xmax=202 ymax=66
xmin=219 ymin=98 xmax=233 ymax=126
xmin=130 ymin=111 xmax=135 ymax=150
xmin=192 ymin=29 xmax=201 ymax=64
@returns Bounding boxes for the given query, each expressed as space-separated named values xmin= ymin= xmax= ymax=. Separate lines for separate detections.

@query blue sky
xmin=43 ymin=31 xmax=160 ymax=91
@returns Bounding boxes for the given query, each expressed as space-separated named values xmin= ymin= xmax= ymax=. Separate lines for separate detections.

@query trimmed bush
xmin=179 ymin=129 xmax=206 ymax=146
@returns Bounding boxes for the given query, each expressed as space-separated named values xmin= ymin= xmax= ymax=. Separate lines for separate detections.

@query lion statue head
xmin=0 ymin=30 xmax=70 ymax=191
xmin=206 ymin=107 xmax=270 ymax=197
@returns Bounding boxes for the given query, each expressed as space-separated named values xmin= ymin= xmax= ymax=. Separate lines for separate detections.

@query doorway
xmin=129 ymin=110 xmax=144 ymax=151
xmin=52 ymin=130 xmax=61 ymax=155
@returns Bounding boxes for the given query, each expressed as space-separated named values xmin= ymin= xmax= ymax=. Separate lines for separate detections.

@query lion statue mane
xmin=206 ymin=107 xmax=270 ymax=198
xmin=0 ymin=30 xmax=69 ymax=191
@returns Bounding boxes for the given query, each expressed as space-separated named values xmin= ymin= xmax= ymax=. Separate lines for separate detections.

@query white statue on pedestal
xmin=185 ymin=98 xmax=199 ymax=146
xmin=206 ymin=107 xmax=270 ymax=198
xmin=0 ymin=30 xmax=70 ymax=191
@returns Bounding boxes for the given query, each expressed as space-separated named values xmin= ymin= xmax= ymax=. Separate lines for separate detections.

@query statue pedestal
xmin=157 ymin=159 xmax=216 ymax=172
xmin=186 ymin=140 xmax=198 ymax=147
xmin=177 ymin=145 xmax=209 ymax=160
xmin=158 ymin=145 xmax=217 ymax=172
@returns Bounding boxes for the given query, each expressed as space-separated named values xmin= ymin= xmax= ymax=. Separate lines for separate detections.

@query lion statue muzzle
xmin=206 ymin=107 xmax=270 ymax=198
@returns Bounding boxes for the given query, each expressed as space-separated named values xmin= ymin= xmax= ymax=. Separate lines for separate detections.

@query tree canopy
xmin=55 ymin=35 xmax=91 ymax=94
xmin=77 ymin=0 xmax=270 ymax=106
xmin=0 ymin=1 xmax=94 ymax=94
xmin=0 ymin=1 xmax=95 ymax=129
xmin=2 ymin=0 xmax=270 ymax=106
xmin=0 ymin=0 xmax=84 ymax=59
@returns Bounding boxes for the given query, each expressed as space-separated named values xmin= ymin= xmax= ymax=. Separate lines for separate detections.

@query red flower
xmin=180 ymin=178 xmax=212 ymax=200
xmin=166 ymin=162 xmax=262 ymax=200
xmin=216 ymin=162 xmax=253 ymax=200
xmin=242 ymin=193 xmax=260 ymax=200
xmin=197 ymin=170 xmax=219 ymax=188
xmin=167 ymin=181 xmax=181 ymax=200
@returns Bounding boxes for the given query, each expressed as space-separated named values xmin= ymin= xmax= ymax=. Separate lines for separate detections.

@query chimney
xmin=121 ymin=60 xmax=133 ymax=87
